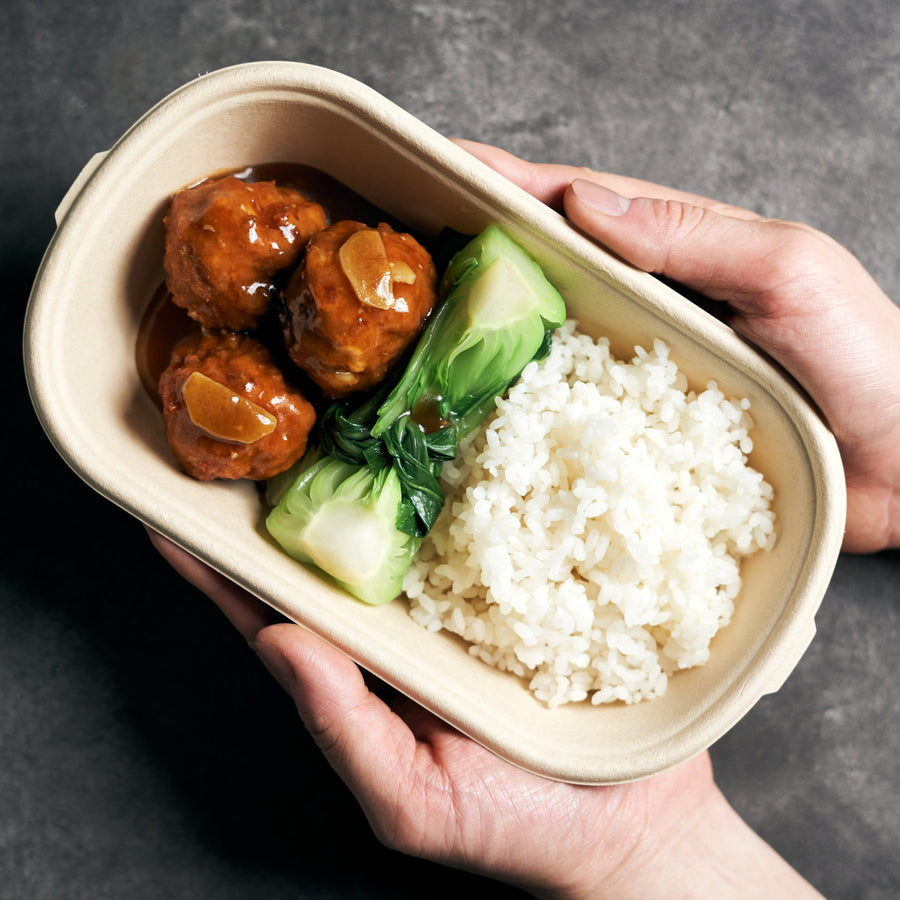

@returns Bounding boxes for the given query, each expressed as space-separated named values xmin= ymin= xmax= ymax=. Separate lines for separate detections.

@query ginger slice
xmin=183 ymin=371 xmax=276 ymax=443
xmin=339 ymin=228 xmax=396 ymax=309
xmin=389 ymin=260 xmax=417 ymax=284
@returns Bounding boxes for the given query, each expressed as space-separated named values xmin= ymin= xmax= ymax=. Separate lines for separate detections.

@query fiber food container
xmin=23 ymin=61 xmax=846 ymax=784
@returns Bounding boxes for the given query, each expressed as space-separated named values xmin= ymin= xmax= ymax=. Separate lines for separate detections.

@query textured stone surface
xmin=5 ymin=1 xmax=899 ymax=897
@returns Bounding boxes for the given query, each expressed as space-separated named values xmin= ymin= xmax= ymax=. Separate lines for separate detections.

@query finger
xmin=452 ymin=138 xmax=760 ymax=219
xmin=145 ymin=528 xmax=274 ymax=640
xmin=252 ymin=623 xmax=425 ymax=814
xmin=451 ymin=139 xmax=573 ymax=209
xmin=562 ymin=178 xmax=795 ymax=306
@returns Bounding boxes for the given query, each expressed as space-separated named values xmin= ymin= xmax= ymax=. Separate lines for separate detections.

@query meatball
xmin=159 ymin=331 xmax=316 ymax=481
xmin=164 ymin=175 xmax=327 ymax=331
xmin=281 ymin=220 xmax=438 ymax=398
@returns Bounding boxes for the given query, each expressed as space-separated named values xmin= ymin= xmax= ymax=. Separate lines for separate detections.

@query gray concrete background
xmin=5 ymin=1 xmax=899 ymax=897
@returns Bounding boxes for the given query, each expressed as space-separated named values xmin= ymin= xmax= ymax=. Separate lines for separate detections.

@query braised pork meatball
xmin=281 ymin=220 xmax=438 ymax=398
xmin=159 ymin=331 xmax=316 ymax=481
xmin=164 ymin=175 xmax=327 ymax=332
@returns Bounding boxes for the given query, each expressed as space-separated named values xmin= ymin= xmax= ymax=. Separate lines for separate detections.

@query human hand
xmin=454 ymin=140 xmax=900 ymax=553
xmin=147 ymin=529 xmax=822 ymax=899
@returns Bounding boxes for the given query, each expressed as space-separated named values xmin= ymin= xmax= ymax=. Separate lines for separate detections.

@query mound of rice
xmin=402 ymin=320 xmax=776 ymax=707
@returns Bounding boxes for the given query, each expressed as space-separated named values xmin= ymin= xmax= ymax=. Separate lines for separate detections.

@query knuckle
xmin=759 ymin=221 xmax=842 ymax=281
xmin=643 ymin=198 xmax=711 ymax=271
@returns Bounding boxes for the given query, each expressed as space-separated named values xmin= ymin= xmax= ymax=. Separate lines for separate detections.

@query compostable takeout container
xmin=23 ymin=61 xmax=846 ymax=784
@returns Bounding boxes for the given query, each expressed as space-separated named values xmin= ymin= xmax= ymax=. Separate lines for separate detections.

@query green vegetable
xmin=266 ymin=456 xmax=421 ymax=606
xmin=266 ymin=224 xmax=565 ymax=604
xmin=372 ymin=223 xmax=566 ymax=441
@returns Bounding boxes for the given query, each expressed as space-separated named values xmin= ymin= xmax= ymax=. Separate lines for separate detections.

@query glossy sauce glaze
xmin=136 ymin=162 xmax=410 ymax=409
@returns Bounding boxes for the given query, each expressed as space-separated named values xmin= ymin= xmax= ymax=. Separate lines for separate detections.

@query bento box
xmin=23 ymin=61 xmax=846 ymax=784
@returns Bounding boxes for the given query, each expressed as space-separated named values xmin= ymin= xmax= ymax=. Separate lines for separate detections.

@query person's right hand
xmin=455 ymin=141 xmax=900 ymax=553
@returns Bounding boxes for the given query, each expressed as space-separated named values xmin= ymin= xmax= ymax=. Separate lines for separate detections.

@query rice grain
xmin=403 ymin=321 xmax=775 ymax=707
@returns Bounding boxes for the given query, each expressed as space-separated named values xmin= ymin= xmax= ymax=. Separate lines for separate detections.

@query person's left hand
xmin=146 ymin=530 xmax=819 ymax=900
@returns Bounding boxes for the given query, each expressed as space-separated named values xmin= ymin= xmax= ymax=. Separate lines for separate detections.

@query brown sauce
xmin=242 ymin=162 xmax=388 ymax=227
xmin=135 ymin=284 xmax=199 ymax=407
xmin=411 ymin=393 xmax=451 ymax=433
xmin=135 ymin=162 xmax=404 ymax=406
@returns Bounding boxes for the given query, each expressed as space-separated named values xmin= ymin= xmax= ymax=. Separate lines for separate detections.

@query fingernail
xmin=570 ymin=178 xmax=631 ymax=216
xmin=252 ymin=639 xmax=296 ymax=693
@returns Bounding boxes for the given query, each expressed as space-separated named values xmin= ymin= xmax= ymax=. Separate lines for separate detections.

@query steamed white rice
xmin=402 ymin=320 xmax=776 ymax=707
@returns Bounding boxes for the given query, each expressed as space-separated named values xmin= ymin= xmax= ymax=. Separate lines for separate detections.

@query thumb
xmin=564 ymin=177 xmax=785 ymax=308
